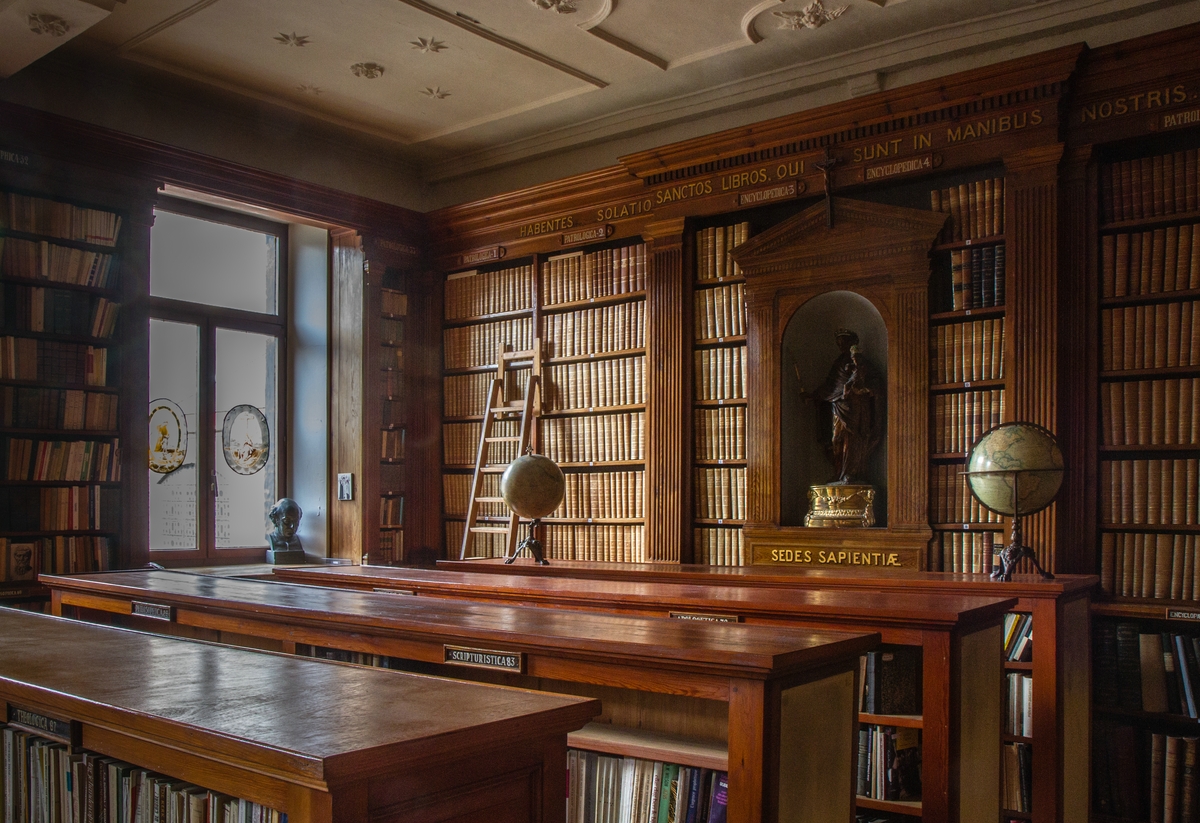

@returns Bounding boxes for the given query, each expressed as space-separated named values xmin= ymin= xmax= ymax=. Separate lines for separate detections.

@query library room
xmin=3 ymin=2 xmax=1200 ymax=822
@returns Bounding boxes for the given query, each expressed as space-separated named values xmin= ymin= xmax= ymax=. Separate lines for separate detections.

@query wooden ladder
xmin=459 ymin=340 xmax=542 ymax=560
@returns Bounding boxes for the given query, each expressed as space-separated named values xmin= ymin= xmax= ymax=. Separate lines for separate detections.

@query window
xmin=148 ymin=200 xmax=286 ymax=563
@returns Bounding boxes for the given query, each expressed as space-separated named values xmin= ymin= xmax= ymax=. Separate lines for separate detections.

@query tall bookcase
xmin=1090 ymin=142 xmax=1200 ymax=821
xmin=926 ymin=174 xmax=1008 ymax=574
xmin=374 ymin=266 xmax=408 ymax=564
xmin=0 ymin=179 xmax=126 ymax=604
xmin=692 ymin=221 xmax=750 ymax=566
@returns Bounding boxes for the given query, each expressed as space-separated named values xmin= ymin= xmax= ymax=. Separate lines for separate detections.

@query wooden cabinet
xmin=0 ymin=607 xmax=599 ymax=823
xmin=43 ymin=568 xmax=877 ymax=823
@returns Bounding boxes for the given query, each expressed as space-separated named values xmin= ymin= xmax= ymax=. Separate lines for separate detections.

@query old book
xmin=1169 ymin=735 xmax=1185 ymax=823
xmin=1117 ymin=622 xmax=1144 ymax=709
xmin=1144 ymin=633 xmax=1172 ymax=712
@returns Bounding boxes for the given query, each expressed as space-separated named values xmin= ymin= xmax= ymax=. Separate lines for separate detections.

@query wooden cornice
xmin=617 ymin=44 xmax=1085 ymax=182
xmin=0 ymin=100 xmax=426 ymax=242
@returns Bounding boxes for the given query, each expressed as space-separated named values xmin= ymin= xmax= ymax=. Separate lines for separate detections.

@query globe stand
xmin=992 ymin=508 xmax=1054 ymax=582
xmin=505 ymin=518 xmax=549 ymax=565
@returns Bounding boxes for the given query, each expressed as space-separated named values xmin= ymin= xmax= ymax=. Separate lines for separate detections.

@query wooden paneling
xmin=644 ymin=218 xmax=689 ymax=562
xmin=330 ymin=229 xmax=365 ymax=561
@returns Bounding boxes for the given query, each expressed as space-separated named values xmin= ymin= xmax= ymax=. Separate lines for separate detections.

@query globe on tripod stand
xmin=965 ymin=422 xmax=1064 ymax=582
xmin=500 ymin=451 xmax=565 ymax=565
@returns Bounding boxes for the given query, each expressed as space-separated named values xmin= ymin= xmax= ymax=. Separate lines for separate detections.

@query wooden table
xmin=441 ymin=559 xmax=1098 ymax=823
xmin=273 ymin=564 xmax=1016 ymax=823
xmin=43 ymin=569 xmax=879 ymax=823
xmin=0 ymin=608 xmax=599 ymax=823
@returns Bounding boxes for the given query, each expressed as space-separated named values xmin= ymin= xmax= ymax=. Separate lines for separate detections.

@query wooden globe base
xmin=991 ymin=514 xmax=1055 ymax=582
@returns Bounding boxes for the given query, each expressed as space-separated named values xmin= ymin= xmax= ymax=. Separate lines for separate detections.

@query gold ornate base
xmin=805 ymin=484 xmax=876 ymax=528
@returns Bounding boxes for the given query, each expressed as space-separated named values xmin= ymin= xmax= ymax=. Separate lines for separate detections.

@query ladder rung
xmin=485 ymin=436 xmax=521 ymax=442
xmin=503 ymin=349 xmax=536 ymax=359
xmin=470 ymin=526 xmax=510 ymax=533
xmin=490 ymin=406 xmax=523 ymax=413
xmin=475 ymin=497 xmax=506 ymax=504
xmin=480 ymin=466 xmax=507 ymax=473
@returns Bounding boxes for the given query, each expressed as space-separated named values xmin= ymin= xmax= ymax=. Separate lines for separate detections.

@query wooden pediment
xmin=731 ymin=197 xmax=949 ymax=287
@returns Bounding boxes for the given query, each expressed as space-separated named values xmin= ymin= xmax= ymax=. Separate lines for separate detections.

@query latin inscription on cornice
xmin=459 ymin=245 xmax=506 ymax=266
xmin=1079 ymin=83 xmax=1192 ymax=125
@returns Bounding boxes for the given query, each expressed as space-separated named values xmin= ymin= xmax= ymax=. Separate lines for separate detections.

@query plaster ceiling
xmin=6 ymin=0 xmax=1199 ymax=182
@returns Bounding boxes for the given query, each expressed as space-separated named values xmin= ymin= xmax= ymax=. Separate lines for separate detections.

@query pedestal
xmin=805 ymin=484 xmax=876 ymax=527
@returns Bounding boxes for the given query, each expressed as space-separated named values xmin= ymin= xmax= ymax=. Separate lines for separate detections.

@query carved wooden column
xmin=643 ymin=218 xmax=690 ymax=563
xmin=329 ymin=228 xmax=365 ymax=561
xmin=1056 ymin=145 xmax=1096 ymax=575
xmin=1005 ymin=144 xmax=1064 ymax=573
xmin=745 ymin=295 xmax=776 ymax=527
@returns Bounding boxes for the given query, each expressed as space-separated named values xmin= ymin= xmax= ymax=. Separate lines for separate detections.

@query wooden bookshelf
xmin=693 ymin=221 xmax=750 ymax=567
xmin=44 ymin=568 xmax=880 ymax=823
xmin=0 ymin=608 xmax=599 ymax=823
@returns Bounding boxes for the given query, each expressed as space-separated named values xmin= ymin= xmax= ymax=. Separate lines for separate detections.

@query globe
xmin=966 ymin=422 xmax=1063 ymax=517
xmin=500 ymin=453 xmax=566 ymax=519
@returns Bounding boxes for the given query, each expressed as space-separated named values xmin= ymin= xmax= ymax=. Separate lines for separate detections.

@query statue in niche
xmin=796 ymin=328 xmax=884 ymax=527
xmin=266 ymin=498 xmax=305 ymax=564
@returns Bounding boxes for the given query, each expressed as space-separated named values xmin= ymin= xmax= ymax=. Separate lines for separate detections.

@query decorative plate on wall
xmin=148 ymin=398 xmax=188 ymax=473
xmin=222 ymin=404 xmax=270 ymax=475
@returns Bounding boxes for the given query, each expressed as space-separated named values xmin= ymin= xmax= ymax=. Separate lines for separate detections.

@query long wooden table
xmin=43 ymin=569 xmax=880 ymax=823
xmin=272 ymin=564 xmax=1016 ymax=823
xmin=440 ymin=559 xmax=1097 ymax=823
xmin=0 ymin=608 xmax=599 ymax=823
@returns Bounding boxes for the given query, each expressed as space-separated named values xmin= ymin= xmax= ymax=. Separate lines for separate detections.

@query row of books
xmin=554 ymin=470 xmax=645 ymax=520
xmin=0 ymin=535 xmax=112 ymax=581
xmin=1096 ymin=625 xmax=1200 ymax=718
xmin=695 ymin=222 xmax=749 ymax=281
xmin=0 ymin=284 xmax=118 ymax=338
xmin=3 ymin=437 xmax=121 ymax=482
xmin=694 ymin=283 xmax=745 ymax=340
xmin=694 ymin=348 xmax=746 ymax=401
xmin=694 ymin=468 xmax=746 ymax=521
xmin=380 ymin=317 xmax=404 ymax=345
xmin=930 ymin=317 xmax=1005 ymax=385
xmin=442 ymin=368 xmax=530 ymax=417
xmin=0 ymin=337 xmax=109 ymax=385
xmin=2 ymin=193 xmax=122 ymax=246
xmin=446 ymin=520 xmax=507 ymax=559
xmin=377 ymin=347 xmax=403 ymax=371
xmin=380 ymin=288 xmax=407 ymax=317
xmin=694 ymin=406 xmax=745 ymax=462
xmin=930 ymin=177 xmax=1005 ymax=243
xmin=545 ymin=301 xmax=645 ymax=360
xmin=1100 ymin=301 xmax=1200 ymax=371
xmin=931 ymin=389 xmax=1006 ymax=454
xmin=693 ymin=527 xmax=745 ymax=567
xmin=0 ymin=485 xmax=120 ymax=531
xmin=1002 ymin=741 xmax=1033 ymax=814
xmin=442 ymin=419 xmax=520 ymax=466
xmin=1091 ymin=722 xmax=1147 ymax=820
xmin=540 ymin=411 xmax=646 ymax=464
xmin=0 ymin=386 xmax=118 ymax=431
xmin=1099 ymin=532 xmax=1200 ymax=600
xmin=1099 ymin=458 xmax=1199 ymax=525
xmin=1100 ymin=149 xmax=1200 ymax=223
xmin=0 ymin=237 xmax=117 ymax=287
xmin=1101 ymin=378 xmax=1200 ymax=446
xmin=1150 ymin=734 xmax=1200 ymax=823
xmin=380 ymin=495 xmax=404 ymax=527
xmin=383 ymin=369 xmax=402 ymax=399
xmin=566 ymin=750 xmax=728 ymax=823
xmin=946 ymin=244 xmax=1006 ymax=312
xmin=542 ymin=523 xmax=646 ymax=563
xmin=444 ymin=265 xmax=535 ymax=319
xmin=374 ymin=528 xmax=402 ymax=563
xmin=929 ymin=464 xmax=1004 ymax=525
xmin=1 ymin=725 xmax=281 ymax=823
xmin=442 ymin=472 xmax=502 ymax=519
xmin=1006 ymin=672 xmax=1034 ymax=737
xmin=856 ymin=726 xmax=921 ymax=802
xmin=1101 ymin=224 xmax=1200 ymax=298
xmin=443 ymin=316 xmax=532 ymax=370
xmin=930 ymin=529 xmax=999 ymax=574
xmin=545 ymin=356 xmax=647 ymax=411
xmin=860 ymin=647 xmax=921 ymax=715
xmin=1003 ymin=613 xmax=1035 ymax=662
xmin=542 ymin=245 xmax=647 ymax=306
xmin=381 ymin=427 xmax=405 ymax=459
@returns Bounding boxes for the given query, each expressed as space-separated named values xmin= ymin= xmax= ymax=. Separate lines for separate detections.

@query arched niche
xmin=730 ymin=197 xmax=946 ymax=570
xmin=781 ymin=290 xmax=889 ymax=527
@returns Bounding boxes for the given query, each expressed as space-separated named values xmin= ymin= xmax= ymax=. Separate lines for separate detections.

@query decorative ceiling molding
xmin=273 ymin=32 xmax=310 ymax=47
xmin=530 ymin=0 xmax=579 ymax=13
xmin=847 ymin=71 xmax=883 ymax=97
xmin=420 ymin=86 xmax=450 ymax=99
xmin=582 ymin=27 xmax=668 ymax=71
xmin=775 ymin=1 xmax=850 ymax=31
xmin=410 ymin=37 xmax=448 ymax=53
xmin=0 ymin=0 xmax=120 ymax=78
xmin=117 ymin=0 xmax=221 ymax=54
xmin=28 ymin=14 xmax=71 ymax=36
xmin=743 ymin=0 xmax=786 ymax=44
xmin=351 ymin=62 xmax=385 ymax=78
xmin=574 ymin=0 xmax=613 ymax=30
xmin=392 ymin=0 xmax=608 ymax=89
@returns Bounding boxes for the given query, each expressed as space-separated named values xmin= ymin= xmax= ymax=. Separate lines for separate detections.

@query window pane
xmin=215 ymin=328 xmax=278 ymax=549
xmin=150 ymin=210 xmax=278 ymax=314
xmin=149 ymin=319 xmax=199 ymax=551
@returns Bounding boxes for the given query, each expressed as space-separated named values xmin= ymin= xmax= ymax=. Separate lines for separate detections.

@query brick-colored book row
xmin=695 ymin=406 xmax=746 ymax=462
xmin=1100 ymin=459 xmax=1200 ymax=525
xmin=1100 ymin=378 xmax=1200 ymax=446
xmin=694 ymin=347 xmax=747 ymax=401
xmin=1100 ymin=531 xmax=1200 ymax=600
xmin=932 ymin=389 xmax=1006 ymax=454
xmin=542 ymin=244 xmax=647 ymax=306
xmin=694 ymin=467 xmax=746 ymax=521
xmin=540 ymin=411 xmax=645 ymax=464
xmin=930 ymin=317 xmax=1005 ymax=385
xmin=695 ymin=222 xmax=749 ymax=281
xmin=1101 ymin=150 xmax=1200 ymax=224
xmin=544 ymin=301 xmax=645 ymax=358
xmin=930 ymin=177 xmax=1005 ymax=243
xmin=1101 ymin=223 xmax=1200 ymax=297
xmin=444 ymin=264 xmax=535 ymax=319
xmin=929 ymin=463 xmax=1004 ymax=525
xmin=1100 ymin=301 xmax=1200 ymax=371
xmin=695 ymin=282 xmax=746 ymax=339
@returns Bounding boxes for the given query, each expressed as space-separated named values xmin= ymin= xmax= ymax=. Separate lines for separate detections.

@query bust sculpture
xmin=265 ymin=498 xmax=305 ymax=564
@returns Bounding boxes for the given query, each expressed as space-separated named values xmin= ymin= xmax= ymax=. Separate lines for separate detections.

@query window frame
xmin=147 ymin=197 xmax=289 ymax=565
